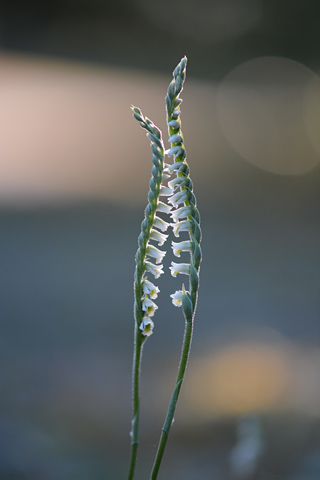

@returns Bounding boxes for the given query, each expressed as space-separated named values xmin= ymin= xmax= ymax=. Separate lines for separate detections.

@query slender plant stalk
xmin=149 ymin=312 xmax=193 ymax=480
xmin=149 ymin=56 xmax=202 ymax=479
xmin=126 ymin=108 xmax=169 ymax=480
xmin=127 ymin=56 xmax=201 ymax=480
xmin=127 ymin=327 xmax=144 ymax=480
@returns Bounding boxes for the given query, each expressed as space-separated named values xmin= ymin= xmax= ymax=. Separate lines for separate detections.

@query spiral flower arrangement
xmin=130 ymin=107 xmax=173 ymax=337
xmin=165 ymin=56 xmax=202 ymax=318
xmin=127 ymin=57 xmax=202 ymax=480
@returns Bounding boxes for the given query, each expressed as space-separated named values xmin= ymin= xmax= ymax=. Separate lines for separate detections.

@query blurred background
xmin=1 ymin=1 xmax=320 ymax=479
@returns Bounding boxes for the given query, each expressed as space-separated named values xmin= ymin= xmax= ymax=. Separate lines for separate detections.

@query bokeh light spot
xmin=217 ymin=57 xmax=320 ymax=175
xmin=303 ymin=74 xmax=320 ymax=157
xmin=185 ymin=344 xmax=290 ymax=417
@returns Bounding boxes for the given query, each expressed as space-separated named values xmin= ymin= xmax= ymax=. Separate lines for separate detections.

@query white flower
xmin=171 ymin=206 xmax=192 ymax=223
xmin=142 ymin=278 xmax=160 ymax=299
xmin=171 ymin=240 xmax=193 ymax=257
xmin=162 ymin=173 xmax=171 ymax=180
xmin=145 ymin=260 xmax=164 ymax=279
xmin=149 ymin=229 xmax=168 ymax=246
xmin=139 ymin=318 xmax=154 ymax=336
xmin=169 ymin=262 xmax=190 ymax=277
xmin=153 ymin=216 xmax=170 ymax=232
xmin=156 ymin=201 xmax=172 ymax=214
xmin=159 ymin=186 xmax=174 ymax=196
xmin=164 ymin=161 xmax=184 ymax=175
xmin=168 ymin=190 xmax=189 ymax=207
xmin=146 ymin=244 xmax=166 ymax=264
xmin=142 ymin=296 xmax=158 ymax=316
xmin=172 ymin=220 xmax=192 ymax=237
xmin=168 ymin=176 xmax=188 ymax=190
xmin=170 ymin=290 xmax=183 ymax=307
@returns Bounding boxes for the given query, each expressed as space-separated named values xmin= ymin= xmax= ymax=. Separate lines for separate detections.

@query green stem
xmin=127 ymin=326 xmax=144 ymax=480
xmin=149 ymin=314 xmax=194 ymax=480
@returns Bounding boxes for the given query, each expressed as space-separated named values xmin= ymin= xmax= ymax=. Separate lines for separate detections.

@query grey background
xmin=1 ymin=1 xmax=320 ymax=479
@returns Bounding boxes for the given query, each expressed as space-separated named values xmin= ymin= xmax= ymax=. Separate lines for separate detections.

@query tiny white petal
xmin=164 ymin=161 xmax=184 ymax=175
xmin=149 ymin=229 xmax=168 ymax=246
xmin=159 ymin=186 xmax=174 ymax=196
xmin=162 ymin=173 xmax=171 ymax=180
xmin=169 ymin=262 xmax=190 ymax=277
xmin=146 ymin=244 xmax=166 ymax=264
xmin=171 ymin=240 xmax=193 ymax=257
xmin=171 ymin=206 xmax=192 ymax=222
xmin=142 ymin=296 xmax=158 ymax=317
xmin=153 ymin=216 xmax=170 ymax=232
xmin=145 ymin=261 xmax=164 ymax=279
xmin=142 ymin=296 xmax=155 ymax=309
xmin=168 ymin=176 xmax=188 ymax=190
xmin=156 ymin=201 xmax=172 ymax=214
xmin=172 ymin=220 xmax=192 ymax=237
xmin=139 ymin=318 xmax=154 ymax=337
xmin=170 ymin=290 xmax=183 ymax=307
xmin=142 ymin=279 xmax=160 ymax=299
xmin=168 ymin=191 xmax=188 ymax=207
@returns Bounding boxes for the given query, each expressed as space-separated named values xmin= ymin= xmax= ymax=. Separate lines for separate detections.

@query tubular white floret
xmin=159 ymin=186 xmax=174 ymax=196
xmin=164 ymin=161 xmax=185 ymax=175
xmin=149 ymin=229 xmax=168 ymax=246
xmin=170 ymin=262 xmax=190 ymax=277
xmin=168 ymin=176 xmax=188 ymax=190
xmin=146 ymin=244 xmax=166 ymax=264
xmin=145 ymin=261 xmax=164 ymax=279
xmin=172 ymin=220 xmax=192 ymax=237
xmin=139 ymin=317 xmax=154 ymax=336
xmin=152 ymin=216 xmax=170 ymax=232
xmin=170 ymin=206 xmax=192 ymax=223
xmin=142 ymin=296 xmax=158 ymax=317
xmin=170 ymin=290 xmax=183 ymax=307
xmin=168 ymin=190 xmax=189 ymax=207
xmin=156 ymin=201 xmax=172 ymax=214
xmin=171 ymin=240 xmax=193 ymax=258
xmin=142 ymin=278 xmax=160 ymax=299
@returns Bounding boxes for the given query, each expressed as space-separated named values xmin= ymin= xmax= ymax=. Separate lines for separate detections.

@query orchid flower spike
xmin=165 ymin=57 xmax=202 ymax=319
xmin=128 ymin=57 xmax=202 ymax=480
xmin=131 ymin=106 xmax=172 ymax=337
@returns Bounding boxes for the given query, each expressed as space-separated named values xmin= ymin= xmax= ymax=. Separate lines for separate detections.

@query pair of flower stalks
xmin=127 ymin=56 xmax=201 ymax=480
